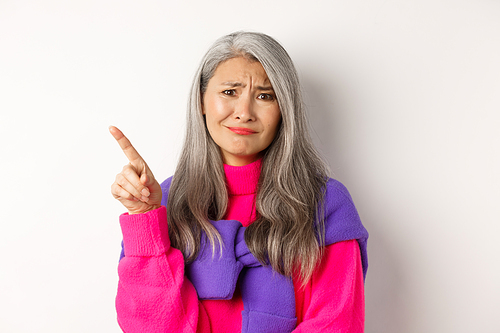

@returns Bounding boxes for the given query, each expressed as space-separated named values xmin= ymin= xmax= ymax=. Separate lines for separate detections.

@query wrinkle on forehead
xmin=212 ymin=57 xmax=272 ymax=90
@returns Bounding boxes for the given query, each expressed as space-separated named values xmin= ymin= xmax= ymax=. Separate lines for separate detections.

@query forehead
xmin=211 ymin=57 xmax=271 ymax=84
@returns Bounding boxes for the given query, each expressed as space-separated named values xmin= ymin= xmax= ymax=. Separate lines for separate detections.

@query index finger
xmin=109 ymin=126 xmax=144 ymax=164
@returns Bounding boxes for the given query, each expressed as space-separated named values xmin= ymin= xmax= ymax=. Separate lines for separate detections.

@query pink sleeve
xmin=116 ymin=206 xmax=211 ymax=332
xmin=294 ymin=240 xmax=365 ymax=332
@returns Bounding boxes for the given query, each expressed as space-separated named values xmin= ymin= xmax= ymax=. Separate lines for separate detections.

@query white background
xmin=1 ymin=0 xmax=499 ymax=332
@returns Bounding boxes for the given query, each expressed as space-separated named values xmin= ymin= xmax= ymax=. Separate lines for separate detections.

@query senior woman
xmin=110 ymin=31 xmax=368 ymax=332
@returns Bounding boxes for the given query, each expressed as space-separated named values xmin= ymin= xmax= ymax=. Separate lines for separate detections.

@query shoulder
xmin=321 ymin=178 xmax=369 ymax=278
xmin=321 ymin=178 xmax=368 ymax=245
xmin=160 ymin=176 xmax=174 ymax=207
xmin=161 ymin=176 xmax=173 ymax=192
xmin=323 ymin=178 xmax=357 ymax=214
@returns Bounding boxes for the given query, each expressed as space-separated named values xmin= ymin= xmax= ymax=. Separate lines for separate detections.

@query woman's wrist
xmin=128 ymin=204 xmax=161 ymax=215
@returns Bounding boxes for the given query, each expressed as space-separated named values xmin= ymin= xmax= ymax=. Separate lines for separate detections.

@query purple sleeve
xmin=186 ymin=221 xmax=297 ymax=333
xmin=323 ymin=179 xmax=369 ymax=280
xmin=185 ymin=220 xmax=243 ymax=300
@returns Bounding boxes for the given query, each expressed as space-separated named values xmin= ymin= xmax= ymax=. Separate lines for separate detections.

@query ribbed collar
xmin=223 ymin=159 xmax=262 ymax=196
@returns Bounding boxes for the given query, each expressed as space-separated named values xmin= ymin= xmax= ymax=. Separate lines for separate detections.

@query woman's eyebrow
xmin=220 ymin=82 xmax=273 ymax=91
xmin=221 ymin=81 xmax=245 ymax=87
xmin=256 ymin=85 xmax=273 ymax=91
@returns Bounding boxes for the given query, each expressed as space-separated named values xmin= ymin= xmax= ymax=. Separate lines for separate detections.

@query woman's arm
xmin=293 ymin=240 xmax=365 ymax=332
xmin=109 ymin=127 xmax=211 ymax=332
xmin=117 ymin=206 xmax=211 ymax=332
xmin=293 ymin=179 xmax=368 ymax=332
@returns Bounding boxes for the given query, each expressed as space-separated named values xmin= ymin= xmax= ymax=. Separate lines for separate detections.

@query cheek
xmin=204 ymin=100 xmax=228 ymax=143
xmin=267 ymin=109 xmax=281 ymax=135
xmin=205 ymin=99 xmax=231 ymax=124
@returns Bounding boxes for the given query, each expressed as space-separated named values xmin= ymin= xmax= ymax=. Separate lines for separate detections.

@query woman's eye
xmin=258 ymin=93 xmax=274 ymax=101
xmin=223 ymin=90 xmax=236 ymax=96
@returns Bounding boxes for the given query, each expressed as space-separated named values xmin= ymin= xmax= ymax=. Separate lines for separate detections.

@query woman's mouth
xmin=228 ymin=127 xmax=257 ymax=135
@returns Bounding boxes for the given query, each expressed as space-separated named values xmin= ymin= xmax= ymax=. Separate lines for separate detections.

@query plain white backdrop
xmin=1 ymin=0 xmax=499 ymax=332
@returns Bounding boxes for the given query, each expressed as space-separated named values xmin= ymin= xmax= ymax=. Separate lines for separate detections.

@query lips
xmin=228 ymin=127 xmax=257 ymax=135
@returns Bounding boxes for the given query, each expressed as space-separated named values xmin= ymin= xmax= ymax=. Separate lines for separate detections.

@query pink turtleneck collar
xmin=223 ymin=158 xmax=262 ymax=196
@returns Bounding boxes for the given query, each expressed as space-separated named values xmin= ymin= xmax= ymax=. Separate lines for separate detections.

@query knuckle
xmin=111 ymin=184 xmax=122 ymax=198
xmin=122 ymin=165 xmax=136 ymax=178
xmin=115 ymin=173 xmax=125 ymax=185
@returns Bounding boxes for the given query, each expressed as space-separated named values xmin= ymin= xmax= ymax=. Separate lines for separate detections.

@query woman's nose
xmin=233 ymin=94 xmax=255 ymax=121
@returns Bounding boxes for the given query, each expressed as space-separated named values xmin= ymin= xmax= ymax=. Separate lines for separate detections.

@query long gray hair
xmin=167 ymin=31 xmax=329 ymax=283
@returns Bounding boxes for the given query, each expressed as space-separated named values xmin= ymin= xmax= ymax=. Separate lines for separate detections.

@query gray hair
xmin=167 ymin=31 xmax=329 ymax=283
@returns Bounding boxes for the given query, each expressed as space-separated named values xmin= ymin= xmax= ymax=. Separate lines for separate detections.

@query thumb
xmin=141 ymin=171 xmax=156 ymax=187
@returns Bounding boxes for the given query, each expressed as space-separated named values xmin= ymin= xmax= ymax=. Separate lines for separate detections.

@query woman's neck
xmin=223 ymin=158 xmax=262 ymax=196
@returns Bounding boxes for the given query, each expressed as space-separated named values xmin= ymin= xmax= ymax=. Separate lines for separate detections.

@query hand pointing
xmin=110 ymin=126 xmax=162 ymax=214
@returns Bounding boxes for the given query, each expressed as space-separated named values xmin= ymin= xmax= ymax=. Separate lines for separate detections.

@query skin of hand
xmin=110 ymin=126 xmax=162 ymax=214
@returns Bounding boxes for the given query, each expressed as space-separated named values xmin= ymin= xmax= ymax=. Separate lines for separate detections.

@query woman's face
xmin=202 ymin=56 xmax=281 ymax=166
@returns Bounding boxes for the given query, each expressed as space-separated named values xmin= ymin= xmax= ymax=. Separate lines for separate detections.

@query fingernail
xmin=141 ymin=195 xmax=149 ymax=202
xmin=141 ymin=188 xmax=150 ymax=197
